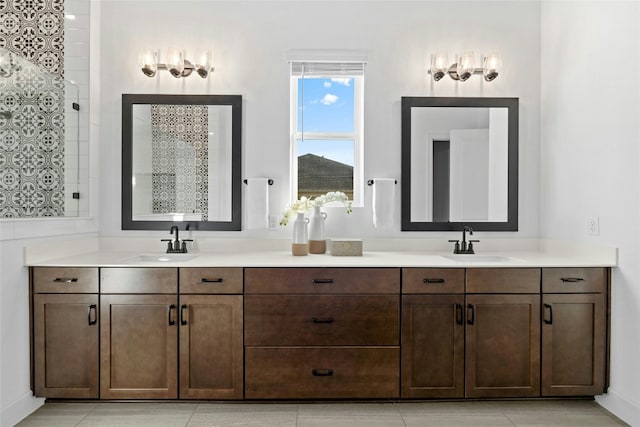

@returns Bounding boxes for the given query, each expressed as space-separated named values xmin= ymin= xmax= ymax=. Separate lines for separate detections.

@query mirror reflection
xmin=122 ymin=94 xmax=241 ymax=231
xmin=131 ymin=104 xmax=232 ymax=222
xmin=401 ymin=97 xmax=518 ymax=231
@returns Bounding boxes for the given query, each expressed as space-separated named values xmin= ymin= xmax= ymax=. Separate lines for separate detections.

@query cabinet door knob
xmin=467 ymin=304 xmax=475 ymax=325
xmin=88 ymin=304 xmax=97 ymax=325
xmin=543 ymin=303 xmax=553 ymax=325
xmin=168 ymin=304 xmax=176 ymax=326
xmin=455 ymin=304 xmax=464 ymax=325
xmin=180 ymin=304 xmax=188 ymax=326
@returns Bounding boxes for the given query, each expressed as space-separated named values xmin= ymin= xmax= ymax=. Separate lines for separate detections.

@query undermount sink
xmin=120 ymin=254 xmax=198 ymax=263
xmin=441 ymin=254 xmax=517 ymax=263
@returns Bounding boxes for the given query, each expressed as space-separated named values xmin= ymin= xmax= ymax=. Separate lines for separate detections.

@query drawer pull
xmin=561 ymin=277 xmax=585 ymax=283
xmin=168 ymin=304 xmax=176 ymax=326
xmin=543 ymin=303 xmax=553 ymax=325
xmin=88 ymin=304 xmax=97 ymax=325
xmin=312 ymin=317 xmax=334 ymax=324
xmin=201 ymin=277 xmax=224 ymax=283
xmin=312 ymin=369 xmax=334 ymax=377
xmin=312 ymin=279 xmax=334 ymax=284
xmin=180 ymin=304 xmax=188 ymax=326
xmin=53 ymin=277 xmax=78 ymax=283
xmin=423 ymin=278 xmax=445 ymax=284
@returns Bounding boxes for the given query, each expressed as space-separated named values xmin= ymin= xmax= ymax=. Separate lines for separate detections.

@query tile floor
xmin=16 ymin=400 xmax=628 ymax=427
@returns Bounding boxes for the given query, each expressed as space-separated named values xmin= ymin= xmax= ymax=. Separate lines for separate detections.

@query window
xmin=290 ymin=61 xmax=364 ymax=205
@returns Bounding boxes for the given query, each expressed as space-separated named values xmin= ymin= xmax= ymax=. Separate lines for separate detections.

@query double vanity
xmin=27 ymin=239 xmax=614 ymax=402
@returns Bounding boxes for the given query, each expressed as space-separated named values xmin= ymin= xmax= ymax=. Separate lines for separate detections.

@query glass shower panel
xmin=0 ymin=47 xmax=80 ymax=218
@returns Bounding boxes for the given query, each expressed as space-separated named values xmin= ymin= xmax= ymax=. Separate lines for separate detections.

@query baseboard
xmin=596 ymin=389 xmax=640 ymax=426
xmin=1 ymin=392 xmax=44 ymax=426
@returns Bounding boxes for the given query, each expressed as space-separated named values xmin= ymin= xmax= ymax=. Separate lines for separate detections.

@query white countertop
xmin=25 ymin=238 xmax=617 ymax=268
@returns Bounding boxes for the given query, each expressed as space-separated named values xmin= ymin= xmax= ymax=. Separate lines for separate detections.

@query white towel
xmin=245 ymin=178 xmax=269 ymax=229
xmin=372 ymin=178 xmax=395 ymax=228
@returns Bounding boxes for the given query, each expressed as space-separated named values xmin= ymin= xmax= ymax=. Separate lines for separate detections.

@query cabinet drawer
xmin=402 ymin=268 xmax=464 ymax=294
xmin=245 ymin=347 xmax=399 ymax=399
xmin=466 ymin=268 xmax=540 ymax=293
xmin=180 ymin=268 xmax=243 ymax=294
xmin=245 ymin=268 xmax=400 ymax=294
xmin=542 ymin=268 xmax=606 ymax=293
xmin=101 ymin=268 xmax=177 ymax=294
xmin=33 ymin=267 xmax=98 ymax=293
xmin=245 ymin=295 xmax=399 ymax=346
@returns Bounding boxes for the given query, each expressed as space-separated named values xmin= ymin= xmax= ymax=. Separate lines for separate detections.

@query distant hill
xmin=298 ymin=153 xmax=353 ymax=199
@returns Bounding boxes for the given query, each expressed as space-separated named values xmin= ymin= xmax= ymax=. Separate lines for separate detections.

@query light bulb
xmin=456 ymin=51 xmax=475 ymax=81
xmin=166 ymin=47 xmax=184 ymax=78
xmin=138 ymin=49 xmax=157 ymax=77
xmin=430 ymin=51 xmax=448 ymax=81
xmin=483 ymin=52 xmax=502 ymax=82
xmin=195 ymin=50 xmax=212 ymax=78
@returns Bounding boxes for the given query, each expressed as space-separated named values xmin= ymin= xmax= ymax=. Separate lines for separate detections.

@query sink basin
xmin=441 ymin=255 xmax=516 ymax=263
xmin=120 ymin=254 xmax=198 ymax=263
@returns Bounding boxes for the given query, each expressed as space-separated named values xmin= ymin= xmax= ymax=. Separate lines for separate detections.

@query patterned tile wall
xmin=151 ymin=105 xmax=209 ymax=221
xmin=0 ymin=0 xmax=66 ymax=217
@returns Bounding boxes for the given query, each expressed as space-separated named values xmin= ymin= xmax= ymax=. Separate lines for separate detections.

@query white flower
xmin=280 ymin=191 xmax=352 ymax=226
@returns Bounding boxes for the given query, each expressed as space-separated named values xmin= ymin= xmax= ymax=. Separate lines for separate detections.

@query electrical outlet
xmin=268 ymin=215 xmax=279 ymax=229
xmin=587 ymin=216 xmax=600 ymax=236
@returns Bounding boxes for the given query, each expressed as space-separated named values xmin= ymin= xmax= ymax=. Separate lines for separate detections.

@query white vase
xmin=308 ymin=206 xmax=327 ymax=254
xmin=291 ymin=212 xmax=309 ymax=256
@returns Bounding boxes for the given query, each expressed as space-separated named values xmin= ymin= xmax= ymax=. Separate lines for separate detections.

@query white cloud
xmin=324 ymin=81 xmax=332 ymax=88
xmin=331 ymin=78 xmax=351 ymax=86
xmin=320 ymin=94 xmax=338 ymax=105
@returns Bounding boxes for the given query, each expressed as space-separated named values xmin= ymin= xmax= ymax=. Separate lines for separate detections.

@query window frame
xmin=289 ymin=74 xmax=364 ymax=206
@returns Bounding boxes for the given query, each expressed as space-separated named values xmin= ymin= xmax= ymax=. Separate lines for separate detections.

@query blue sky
xmin=297 ymin=77 xmax=355 ymax=166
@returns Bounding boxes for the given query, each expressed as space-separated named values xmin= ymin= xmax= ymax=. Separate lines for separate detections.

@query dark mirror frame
xmin=122 ymin=94 xmax=242 ymax=231
xmin=401 ymin=96 xmax=519 ymax=231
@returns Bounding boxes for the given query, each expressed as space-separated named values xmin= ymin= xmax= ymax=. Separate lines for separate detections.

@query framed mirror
xmin=122 ymin=94 xmax=242 ymax=230
xmin=401 ymin=97 xmax=518 ymax=231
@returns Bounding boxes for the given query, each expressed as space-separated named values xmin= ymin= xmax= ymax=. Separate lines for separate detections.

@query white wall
xmin=99 ymin=0 xmax=541 ymax=240
xmin=540 ymin=2 xmax=640 ymax=425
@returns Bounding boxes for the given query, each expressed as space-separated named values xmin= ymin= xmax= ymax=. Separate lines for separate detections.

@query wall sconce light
xmin=139 ymin=48 xmax=214 ymax=78
xmin=429 ymin=51 xmax=501 ymax=82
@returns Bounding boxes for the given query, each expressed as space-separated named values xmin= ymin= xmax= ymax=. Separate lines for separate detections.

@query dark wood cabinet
xmin=99 ymin=267 xmax=179 ymax=399
xmin=245 ymin=267 xmax=400 ymax=399
xmin=32 ymin=267 xmax=99 ymax=399
xmin=100 ymin=294 xmax=178 ymax=399
xmin=465 ymin=294 xmax=541 ymax=398
xmin=179 ymin=294 xmax=243 ymax=399
xmin=33 ymin=293 xmax=99 ymax=398
xmin=541 ymin=268 xmax=607 ymax=396
xmin=401 ymin=294 xmax=465 ymax=398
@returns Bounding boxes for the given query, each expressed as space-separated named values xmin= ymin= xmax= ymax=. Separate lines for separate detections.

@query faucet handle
xmin=448 ymin=240 xmax=461 ymax=254
xmin=447 ymin=240 xmax=460 ymax=243
xmin=161 ymin=239 xmax=173 ymax=252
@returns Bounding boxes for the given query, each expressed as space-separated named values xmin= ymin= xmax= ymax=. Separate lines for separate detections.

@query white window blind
xmin=290 ymin=61 xmax=366 ymax=77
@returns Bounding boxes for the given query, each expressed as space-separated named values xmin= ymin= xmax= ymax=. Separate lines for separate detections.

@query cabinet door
xmin=179 ymin=295 xmax=243 ymax=399
xmin=34 ymin=294 xmax=99 ymax=398
xmin=401 ymin=295 xmax=464 ymax=398
xmin=100 ymin=294 xmax=178 ymax=399
xmin=466 ymin=294 xmax=540 ymax=398
xmin=542 ymin=293 xmax=605 ymax=396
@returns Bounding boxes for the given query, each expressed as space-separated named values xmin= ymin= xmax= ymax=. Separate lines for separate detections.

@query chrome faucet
xmin=161 ymin=225 xmax=192 ymax=253
xmin=448 ymin=226 xmax=479 ymax=254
